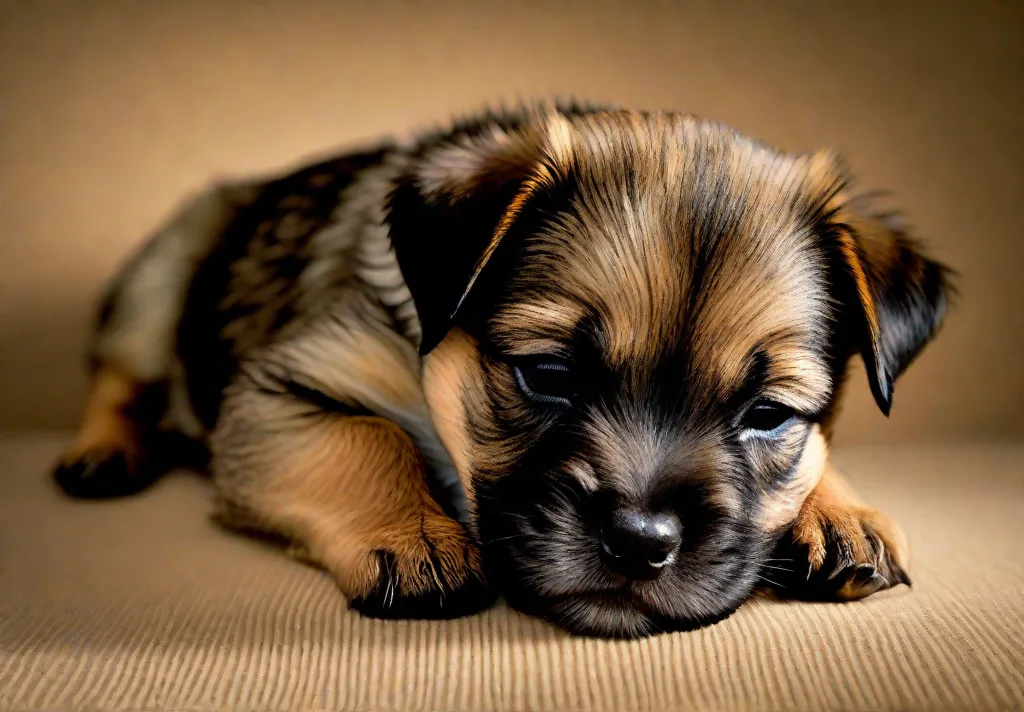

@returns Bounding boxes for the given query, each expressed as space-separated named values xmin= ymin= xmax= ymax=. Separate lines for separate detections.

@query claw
xmin=893 ymin=567 xmax=913 ymax=588
xmin=835 ymin=563 xmax=887 ymax=600
xmin=349 ymin=549 xmax=496 ymax=621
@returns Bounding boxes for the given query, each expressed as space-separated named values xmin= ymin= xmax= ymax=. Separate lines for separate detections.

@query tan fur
xmin=565 ymin=459 xmax=600 ymax=492
xmin=542 ymin=111 xmax=578 ymax=169
xmin=58 ymin=106 xmax=946 ymax=635
xmin=521 ymin=114 xmax=838 ymax=406
xmin=791 ymin=464 xmax=909 ymax=600
xmin=214 ymin=412 xmax=479 ymax=599
xmin=206 ymin=301 xmax=480 ymax=603
xmin=63 ymin=366 xmax=143 ymax=465
xmin=417 ymin=124 xmax=541 ymax=204
xmin=755 ymin=425 xmax=829 ymax=532
xmin=490 ymin=298 xmax=586 ymax=355
xmin=839 ymin=232 xmax=879 ymax=330
xmin=678 ymin=437 xmax=745 ymax=518
xmin=760 ymin=350 xmax=834 ymax=413
xmin=421 ymin=329 xmax=484 ymax=505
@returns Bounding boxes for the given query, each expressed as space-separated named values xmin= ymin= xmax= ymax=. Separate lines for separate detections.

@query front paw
xmin=349 ymin=550 xmax=496 ymax=620
xmin=347 ymin=516 xmax=496 ymax=620
xmin=771 ymin=495 xmax=911 ymax=602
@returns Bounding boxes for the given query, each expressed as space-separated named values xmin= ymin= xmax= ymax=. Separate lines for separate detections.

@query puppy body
xmin=55 ymin=105 xmax=950 ymax=637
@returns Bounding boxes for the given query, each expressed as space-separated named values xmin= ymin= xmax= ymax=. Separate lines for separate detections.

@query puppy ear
xmin=833 ymin=200 xmax=955 ymax=415
xmin=386 ymin=113 xmax=575 ymax=355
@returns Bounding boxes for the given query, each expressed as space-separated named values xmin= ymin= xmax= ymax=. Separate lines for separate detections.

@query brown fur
xmin=401 ymin=111 xmax=946 ymax=634
xmin=755 ymin=425 xmax=829 ymax=533
xmin=213 ymin=412 xmax=480 ymax=599
xmin=791 ymin=466 xmax=910 ymax=600
xmin=421 ymin=329 xmax=485 ymax=508
xmin=62 ymin=366 xmax=143 ymax=467
xmin=432 ymin=113 xmax=842 ymax=512
xmin=55 ymin=105 xmax=950 ymax=636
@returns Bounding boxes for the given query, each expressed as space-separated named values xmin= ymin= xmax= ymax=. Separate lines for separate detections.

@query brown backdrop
xmin=1 ymin=0 xmax=1021 ymax=445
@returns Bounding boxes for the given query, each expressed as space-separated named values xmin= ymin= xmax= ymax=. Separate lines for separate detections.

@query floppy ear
xmin=833 ymin=201 xmax=954 ymax=415
xmin=386 ymin=114 xmax=573 ymax=355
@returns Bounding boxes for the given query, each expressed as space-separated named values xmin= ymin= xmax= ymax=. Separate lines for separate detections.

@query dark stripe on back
xmin=177 ymin=148 xmax=390 ymax=430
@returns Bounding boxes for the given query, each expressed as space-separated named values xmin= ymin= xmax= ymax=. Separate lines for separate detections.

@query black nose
xmin=599 ymin=508 xmax=682 ymax=580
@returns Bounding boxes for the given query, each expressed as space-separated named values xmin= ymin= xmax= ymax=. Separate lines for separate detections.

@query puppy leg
xmin=771 ymin=463 xmax=911 ymax=601
xmin=55 ymin=181 xmax=259 ymax=498
xmin=53 ymin=365 xmax=168 ymax=499
xmin=210 ymin=335 xmax=492 ymax=618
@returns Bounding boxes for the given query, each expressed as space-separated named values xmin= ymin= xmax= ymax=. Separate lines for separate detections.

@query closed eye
xmin=513 ymin=359 xmax=578 ymax=406
xmin=739 ymin=400 xmax=798 ymax=439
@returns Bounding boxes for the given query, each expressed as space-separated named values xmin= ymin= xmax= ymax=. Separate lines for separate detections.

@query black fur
xmin=386 ymin=170 xmax=527 ymax=355
xmin=59 ymin=104 xmax=953 ymax=638
xmin=837 ymin=213 xmax=954 ymax=415
xmin=178 ymin=150 xmax=390 ymax=429
xmin=768 ymin=520 xmax=912 ymax=601
xmin=388 ymin=103 xmax=609 ymax=356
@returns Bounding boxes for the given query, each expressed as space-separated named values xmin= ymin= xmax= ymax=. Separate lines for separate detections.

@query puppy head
xmin=388 ymin=108 xmax=952 ymax=637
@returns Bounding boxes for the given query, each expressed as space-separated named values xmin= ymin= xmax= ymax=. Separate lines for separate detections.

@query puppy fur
xmin=54 ymin=104 xmax=952 ymax=637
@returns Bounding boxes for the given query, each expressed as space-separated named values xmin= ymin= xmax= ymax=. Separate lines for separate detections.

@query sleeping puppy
xmin=53 ymin=104 xmax=952 ymax=638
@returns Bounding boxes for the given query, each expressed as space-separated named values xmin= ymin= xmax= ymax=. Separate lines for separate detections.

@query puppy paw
xmin=347 ymin=516 xmax=496 ymax=620
xmin=770 ymin=493 xmax=911 ymax=601
xmin=349 ymin=550 xmax=495 ymax=620
xmin=53 ymin=447 xmax=157 ymax=500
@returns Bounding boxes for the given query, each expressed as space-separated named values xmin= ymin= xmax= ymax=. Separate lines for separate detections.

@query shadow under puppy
xmin=53 ymin=105 xmax=952 ymax=638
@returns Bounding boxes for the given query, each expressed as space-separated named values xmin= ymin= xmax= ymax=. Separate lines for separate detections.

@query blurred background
xmin=0 ymin=0 xmax=1020 ymax=445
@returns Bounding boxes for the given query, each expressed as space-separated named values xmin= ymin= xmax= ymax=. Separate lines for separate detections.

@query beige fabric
xmin=1 ymin=436 xmax=1021 ymax=711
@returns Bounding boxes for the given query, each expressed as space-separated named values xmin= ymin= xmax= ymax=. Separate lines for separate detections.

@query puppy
xmin=53 ymin=104 xmax=952 ymax=638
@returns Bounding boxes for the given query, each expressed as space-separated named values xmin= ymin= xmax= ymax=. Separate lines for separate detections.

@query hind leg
xmin=53 ymin=365 xmax=167 ymax=498
xmin=54 ymin=181 xmax=259 ymax=498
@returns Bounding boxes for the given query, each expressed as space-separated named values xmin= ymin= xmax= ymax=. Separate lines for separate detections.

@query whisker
xmin=490 ymin=511 xmax=532 ymax=522
xmin=760 ymin=563 xmax=796 ymax=574
xmin=755 ymin=573 xmax=784 ymax=589
xmin=481 ymin=533 xmax=532 ymax=546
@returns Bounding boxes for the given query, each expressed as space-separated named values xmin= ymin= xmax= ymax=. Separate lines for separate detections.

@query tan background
xmin=0 ymin=0 xmax=1020 ymax=444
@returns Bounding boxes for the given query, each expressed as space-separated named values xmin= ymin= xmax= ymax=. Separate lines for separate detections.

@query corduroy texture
xmin=1 ymin=436 xmax=1022 ymax=712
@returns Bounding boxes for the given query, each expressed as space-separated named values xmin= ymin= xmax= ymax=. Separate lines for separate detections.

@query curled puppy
xmin=53 ymin=104 xmax=952 ymax=638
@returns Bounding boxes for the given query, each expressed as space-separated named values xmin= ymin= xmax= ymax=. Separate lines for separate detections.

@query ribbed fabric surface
xmin=1 ymin=436 xmax=1022 ymax=712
